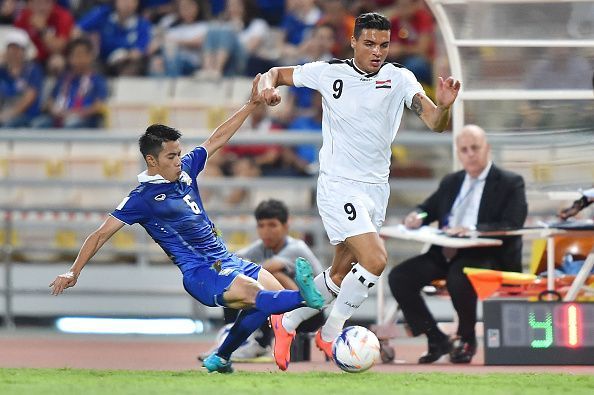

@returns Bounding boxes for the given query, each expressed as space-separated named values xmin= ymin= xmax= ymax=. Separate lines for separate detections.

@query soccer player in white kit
xmin=259 ymin=12 xmax=461 ymax=370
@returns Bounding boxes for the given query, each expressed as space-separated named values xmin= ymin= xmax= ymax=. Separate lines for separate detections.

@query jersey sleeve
xmin=110 ymin=192 xmax=149 ymax=225
xmin=292 ymin=61 xmax=328 ymax=90
xmin=181 ymin=146 xmax=208 ymax=179
xmin=399 ymin=67 xmax=425 ymax=109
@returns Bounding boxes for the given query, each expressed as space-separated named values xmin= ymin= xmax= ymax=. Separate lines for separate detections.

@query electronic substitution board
xmin=483 ymin=300 xmax=594 ymax=365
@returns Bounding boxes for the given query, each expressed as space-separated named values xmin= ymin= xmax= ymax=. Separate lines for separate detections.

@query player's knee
xmin=362 ymin=249 xmax=387 ymax=275
xmin=229 ymin=276 xmax=262 ymax=307
xmin=241 ymin=282 xmax=262 ymax=305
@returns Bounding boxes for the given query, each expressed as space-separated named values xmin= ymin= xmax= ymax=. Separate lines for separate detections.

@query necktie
xmin=443 ymin=178 xmax=479 ymax=261
xmin=450 ymin=178 xmax=479 ymax=228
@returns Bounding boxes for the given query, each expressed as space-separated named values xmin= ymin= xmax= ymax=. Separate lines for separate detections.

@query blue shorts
xmin=182 ymin=255 xmax=261 ymax=307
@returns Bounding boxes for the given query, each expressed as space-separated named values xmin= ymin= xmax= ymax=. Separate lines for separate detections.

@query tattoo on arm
xmin=411 ymin=94 xmax=423 ymax=117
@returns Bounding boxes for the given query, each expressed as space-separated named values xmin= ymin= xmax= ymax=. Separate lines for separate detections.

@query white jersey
xmin=293 ymin=59 xmax=424 ymax=184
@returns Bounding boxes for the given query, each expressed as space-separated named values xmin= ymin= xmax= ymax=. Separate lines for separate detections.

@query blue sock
xmin=217 ymin=309 xmax=268 ymax=360
xmin=254 ymin=290 xmax=304 ymax=315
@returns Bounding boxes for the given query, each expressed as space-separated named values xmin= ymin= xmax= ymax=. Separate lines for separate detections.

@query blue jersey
xmin=110 ymin=146 xmax=232 ymax=274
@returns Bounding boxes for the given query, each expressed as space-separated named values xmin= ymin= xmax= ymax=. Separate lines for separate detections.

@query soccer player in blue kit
xmin=49 ymin=75 xmax=324 ymax=373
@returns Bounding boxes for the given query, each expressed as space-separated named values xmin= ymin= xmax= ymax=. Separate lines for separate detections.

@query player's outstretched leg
xmin=270 ymin=314 xmax=295 ymax=371
xmin=295 ymin=257 xmax=324 ymax=309
xmin=319 ymin=263 xmax=380 ymax=350
xmin=272 ymin=268 xmax=340 ymax=370
xmin=208 ymin=261 xmax=322 ymax=370
xmin=203 ymin=352 xmax=234 ymax=373
xmin=214 ymin=307 xmax=270 ymax=365
xmin=315 ymin=329 xmax=333 ymax=359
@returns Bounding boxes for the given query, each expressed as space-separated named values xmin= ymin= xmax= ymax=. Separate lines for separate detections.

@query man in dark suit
xmin=388 ymin=124 xmax=528 ymax=364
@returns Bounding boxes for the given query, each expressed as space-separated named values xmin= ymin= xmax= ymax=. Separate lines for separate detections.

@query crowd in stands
xmin=0 ymin=0 xmax=439 ymax=207
xmin=0 ymin=0 xmax=437 ymax=128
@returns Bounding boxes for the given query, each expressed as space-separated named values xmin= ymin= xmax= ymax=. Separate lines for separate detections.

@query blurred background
xmin=0 ymin=0 xmax=593 ymax=333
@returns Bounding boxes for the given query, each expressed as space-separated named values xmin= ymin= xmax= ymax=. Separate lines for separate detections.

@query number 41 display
xmin=503 ymin=303 xmax=590 ymax=348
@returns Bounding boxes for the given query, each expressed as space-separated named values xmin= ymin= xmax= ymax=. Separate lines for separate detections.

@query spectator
xmin=14 ymin=0 xmax=74 ymax=74
xmin=0 ymin=28 xmax=43 ymax=127
xmin=221 ymin=102 xmax=284 ymax=177
xmin=386 ymin=0 xmax=435 ymax=86
xmin=77 ymin=0 xmax=151 ymax=76
xmin=149 ymin=0 xmax=210 ymax=77
xmin=285 ymin=90 xmax=322 ymax=175
xmin=278 ymin=0 xmax=322 ymax=65
xmin=317 ymin=0 xmax=355 ymax=59
xmin=388 ymin=125 xmax=527 ymax=364
xmin=199 ymin=0 xmax=269 ymax=78
xmin=281 ymin=23 xmax=335 ymax=123
xmin=254 ymin=0 xmax=283 ymax=26
xmin=1 ymin=0 xmax=26 ymax=24
xmin=31 ymin=37 xmax=107 ymax=128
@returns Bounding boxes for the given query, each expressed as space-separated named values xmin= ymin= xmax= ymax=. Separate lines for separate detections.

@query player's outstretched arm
xmin=49 ymin=216 xmax=124 ymax=295
xmin=201 ymin=74 xmax=263 ymax=156
xmin=258 ymin=66 xmax=296 ymax=106
xmin=412 ymin=76 xmax=461 ymax=132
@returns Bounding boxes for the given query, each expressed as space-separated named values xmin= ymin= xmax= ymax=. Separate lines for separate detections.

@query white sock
xmin=283 ymin=269 xmax=339 ymax=333
xmin=320 ymin=263 xmax=379 ymax=342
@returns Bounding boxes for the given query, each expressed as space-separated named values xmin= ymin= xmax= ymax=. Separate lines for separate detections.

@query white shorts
xmin=316 ymin=174 xmax=390 ymax=245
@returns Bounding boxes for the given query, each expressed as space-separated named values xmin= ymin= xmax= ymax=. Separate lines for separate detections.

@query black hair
xmin=354 ymin=12 xmax=391 ymax=39
xmin=65 ymin=37 xmax=94 ymax=57
xmin=254 ymin=199 xmax=289 ymax=224
xmin=139 ymin=124 xmax=182 ymax=159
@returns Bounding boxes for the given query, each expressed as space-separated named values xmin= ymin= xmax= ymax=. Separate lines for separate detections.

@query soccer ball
xmin=332 ymin=326 xmax=381 ymax=373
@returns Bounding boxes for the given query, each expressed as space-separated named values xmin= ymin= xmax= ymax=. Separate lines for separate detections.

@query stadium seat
xmin=72 ymin=186 xmax=131 ymax=210
xmin=111 ymin=77 xmax=174 ymax=103
xmin=8 ymin=141 xmax=68 ymax=180
xmin=0 ymin=141 xmax=8 ymax=179
xmin=172 ymin=78 xmax=232 ymax=105
xmin=229 ymin=77 xmax=255 ymax=106
xmin=251 ymin=187 xmax=312 ymax=210
xmin=166 ymin=78 xmax=237 ymax=130
xmin=14 ymin=187 xmax=76 ymax=208
xmin=66 ymin=142 xmax=139 ymax=181
xmin=107 ymin=77 xmax=174 ymax=129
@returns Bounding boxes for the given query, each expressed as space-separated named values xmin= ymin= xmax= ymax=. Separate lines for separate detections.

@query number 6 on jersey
xmin=184 ymin=194 xmax=202 ymax=214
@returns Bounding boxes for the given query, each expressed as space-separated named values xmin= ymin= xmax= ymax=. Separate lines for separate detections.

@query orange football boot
xmin=270 ymin=314 xmax=295 ymax=371
xmin=315 ymin=330 xmax=334 ymax=360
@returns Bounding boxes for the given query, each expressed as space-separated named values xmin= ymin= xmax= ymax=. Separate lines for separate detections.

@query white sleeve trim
xmin=109 ymin=213 xmax=132 ymax=226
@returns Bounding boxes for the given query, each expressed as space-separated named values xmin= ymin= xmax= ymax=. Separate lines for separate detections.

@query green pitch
xmin=1 ymin=368 xmax=593 ymax=395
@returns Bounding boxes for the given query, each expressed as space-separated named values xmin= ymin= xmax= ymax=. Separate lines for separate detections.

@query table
xmin=376 ymin=225 xmax=594 ymax=325
xmin=375 ymin=225 xmax=502 ymax=325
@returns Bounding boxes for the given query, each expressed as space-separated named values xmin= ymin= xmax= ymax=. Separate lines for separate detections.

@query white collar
xmin=137 ymin=171 xmax=171 ymax=184
xmin=465 ymin=161 xmax=492 ymax=182
xmin=137 ymin=170 xmax=193 ymax=185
